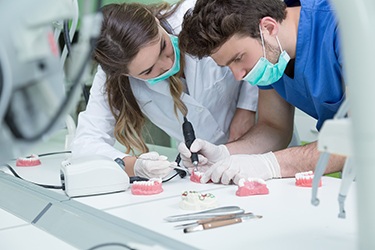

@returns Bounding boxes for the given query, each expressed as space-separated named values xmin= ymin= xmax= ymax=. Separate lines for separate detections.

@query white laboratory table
xmin=0 ymin=131 xmax=358 ymax=250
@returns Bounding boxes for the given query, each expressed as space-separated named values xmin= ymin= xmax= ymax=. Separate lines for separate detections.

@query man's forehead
xmin=211 ymin=35 xmax=243 ymax=64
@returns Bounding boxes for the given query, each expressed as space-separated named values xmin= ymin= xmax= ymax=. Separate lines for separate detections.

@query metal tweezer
xmin=164 ymin=206 xmax=244 ymax=222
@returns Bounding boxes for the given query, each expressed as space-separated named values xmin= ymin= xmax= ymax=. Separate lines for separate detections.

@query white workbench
xmin=0 ymin=130 xmax=358 ymax=249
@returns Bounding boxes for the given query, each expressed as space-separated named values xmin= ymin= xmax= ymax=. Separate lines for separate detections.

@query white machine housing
xmin=61 ymin=155 xmax=130 ymax=197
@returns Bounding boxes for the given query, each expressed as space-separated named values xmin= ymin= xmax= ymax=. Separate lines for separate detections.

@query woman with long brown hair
xmin=71 ymin=0 xmax=258 ymax=179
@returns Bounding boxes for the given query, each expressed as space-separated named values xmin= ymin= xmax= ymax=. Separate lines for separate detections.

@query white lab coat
xmin=71 ymin=0 xmax=259 ymax=160
xmin=72 ymin=57 xmax=258 ymax=160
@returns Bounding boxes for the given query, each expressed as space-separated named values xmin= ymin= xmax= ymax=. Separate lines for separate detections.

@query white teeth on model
xmin=133 ymin=178 xmax=161 ymax=186
xmin=238 ymin=178 xmax=265 ymax=187
xmin=246 ymin=178 xmax=266 ymax=184
xmin=295 ymin=171 xmax=314 ymax=180
xmin=238 ymin=178 xmax=245 ymax=187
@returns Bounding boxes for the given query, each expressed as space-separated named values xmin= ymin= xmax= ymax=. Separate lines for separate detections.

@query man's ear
xmin=259 ymin=17 xmax=279 ymax=36
xmin=155 ymin=16 xmax=160 ymax=24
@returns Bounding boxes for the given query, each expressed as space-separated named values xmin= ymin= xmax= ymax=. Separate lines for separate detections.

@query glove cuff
xmin=265 ymin=152 xmax=281 ymax=178
xmin=219 ymin=144 xmax=231 ymax=158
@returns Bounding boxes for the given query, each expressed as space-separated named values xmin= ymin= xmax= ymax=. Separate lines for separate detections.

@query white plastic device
xmin=61 ymin=155 xmax=130 ymax=197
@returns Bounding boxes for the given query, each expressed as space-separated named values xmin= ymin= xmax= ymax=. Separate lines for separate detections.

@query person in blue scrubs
xmin=176 ymin=0 xmax=346 ymax=184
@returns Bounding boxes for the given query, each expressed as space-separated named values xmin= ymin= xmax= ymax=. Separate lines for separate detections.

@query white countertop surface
xmin=0 ymin=130 xmax=358 ymax=249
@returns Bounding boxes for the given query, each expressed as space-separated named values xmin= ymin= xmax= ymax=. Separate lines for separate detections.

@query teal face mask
xmin=146 ymin=35 xmax=181 ymax=85
xmin=243 ymin=28 xmax=290 ymax=86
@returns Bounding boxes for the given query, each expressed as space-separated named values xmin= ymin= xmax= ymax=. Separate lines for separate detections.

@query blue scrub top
xmin=259 ymin=0 xmax=344 ymax=130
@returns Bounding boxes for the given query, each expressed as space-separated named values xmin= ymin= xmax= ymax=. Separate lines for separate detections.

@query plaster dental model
xmin=179 ymin=191 xmax=218 ymax=210
xmin=236 ymin=178 xmax=269 ymax=196
xmin=295 ymin=171 xmax=322 ymax=187
xmin=131 ymin=178 xmax=163 ymax=195
xmin=15 ymin=154 xmax=41 ymax=167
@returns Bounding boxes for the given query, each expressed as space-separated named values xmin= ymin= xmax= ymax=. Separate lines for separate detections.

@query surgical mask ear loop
xmin=259 ymin=25 xmax=266 ymax=57
xmin=275 ymin=36 xmax=283 ymax=53
xmin=260 ymin=25 xmax=284 ymax=56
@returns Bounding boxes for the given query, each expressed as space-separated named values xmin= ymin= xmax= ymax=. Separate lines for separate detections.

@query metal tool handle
xmin=183 ymin=218 xmax=242 ymax=233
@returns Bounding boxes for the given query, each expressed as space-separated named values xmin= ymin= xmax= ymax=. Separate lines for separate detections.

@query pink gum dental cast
xmin=16 ymin=154 xmax=41 ymax=167
xmin=236 ymin=178 xmax=269 ymax=196
xmin=131 ymin=178 xmax=163 ymax=195
xmin=295 ymin=171 xmax=322 ymax=187
xmin=190 ymin=171 xmax=203 ymax=183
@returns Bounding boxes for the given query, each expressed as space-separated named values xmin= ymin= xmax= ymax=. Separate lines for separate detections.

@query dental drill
xmin=182 ymin=117 xmax=199 ymax=170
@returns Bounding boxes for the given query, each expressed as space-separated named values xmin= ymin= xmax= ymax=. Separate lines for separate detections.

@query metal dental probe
xmin=182 ymin=117 xmax=199 ymax=171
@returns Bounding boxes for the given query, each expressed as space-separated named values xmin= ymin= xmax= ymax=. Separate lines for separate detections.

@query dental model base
xmin=16 ymin=154 xmax=41 ymax=167
xmin=179 ymin=191 xmax=218 ymax=210
xmin=131 ymin=178 xmax=163 ymax=195
xmin=295 ymin=171 xmax=322 ymax=187
xmin=60 ymin=155 xmax=130 ymax=198
xmin=236 ymin=178 xmax=269 ymax=196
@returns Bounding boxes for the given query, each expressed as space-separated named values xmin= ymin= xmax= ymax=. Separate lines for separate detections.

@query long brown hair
xmin=94 ymin=2 xmax=187 ymax=155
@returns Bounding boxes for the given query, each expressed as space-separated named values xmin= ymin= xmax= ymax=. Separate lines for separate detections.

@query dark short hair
xmin=179 ymin=0 xmax=287 ymax=58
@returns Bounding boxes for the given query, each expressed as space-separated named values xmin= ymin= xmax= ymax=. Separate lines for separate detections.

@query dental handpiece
xmin=182 ymin=117 xmax=199 ymax=169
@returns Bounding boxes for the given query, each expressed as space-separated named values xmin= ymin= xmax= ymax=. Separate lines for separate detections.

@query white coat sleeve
xmin=236 ymin=81 xmax=258 ymax=112
xmin=71 ymin=67 xmax=129 ymax=160
xmin=166 ymin=0 xmax=197 ymax=35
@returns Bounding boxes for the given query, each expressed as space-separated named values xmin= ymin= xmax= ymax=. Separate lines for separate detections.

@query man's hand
xmin=134 ymin=151 xmax=172 ymax=179
xmin=178 ymin=138 xmax=230 ymax=171
xmin=201 ymin=152 xmax=281 ymax=184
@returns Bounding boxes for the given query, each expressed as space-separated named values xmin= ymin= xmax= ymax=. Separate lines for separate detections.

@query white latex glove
xmin=201 ymin=152 xmax=281 ymax=184
xmin=177 ymin=138 xmax=230 ymax=171
xmin=134 ymin=151 xmax=172 ymax=179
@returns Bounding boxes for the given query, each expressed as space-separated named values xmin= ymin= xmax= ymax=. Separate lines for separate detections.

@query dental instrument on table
xmin=174 ymin=212 xmax=258 ymax=229
xmin=183 ymin=212 xmax=262 ymax=233
xmin=164 ymin=206 xmax=244 ymax=222
xmin=182 ymin=117 xmax=199 ymax=171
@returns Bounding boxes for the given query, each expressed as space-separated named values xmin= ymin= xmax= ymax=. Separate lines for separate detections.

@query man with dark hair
xmin=178 ymin=0 xmax=345 ymax=184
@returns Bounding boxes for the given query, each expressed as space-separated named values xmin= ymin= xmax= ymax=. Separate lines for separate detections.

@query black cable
xmin=10 ymin=150 xmax=71 ymax=161
xmin=38 ymin=150 xmax=71 ymax=157
xmin=82 ymin=84 xmax=90 ymax=104
xmin=162 ymin=172 xmax=179 ymax=183
xmin=1 ymin=164 xmax=63 ymax=189
xmin=63 ymin=20 xmax=72 ymax=56
xmin=87 ymin=242 xmax=136 ymax=250
xmin=3 ymin=150 xmax=71 ymax=189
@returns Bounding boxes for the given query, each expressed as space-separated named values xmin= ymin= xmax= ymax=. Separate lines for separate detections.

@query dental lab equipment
xmin=182 ymin=212 xmax=262 ymax=233
xmin=312 ymin=99 xmax=354 ymax=215
xmin=182 ymin=117 xmax=199 ymax=170
xmin=164 ymin=206 xmax=244 ymax=222
xmin=0 ymin=0 xmax=101 ymax=163
xmin=61 ymin=155 xmax=130 ymax=197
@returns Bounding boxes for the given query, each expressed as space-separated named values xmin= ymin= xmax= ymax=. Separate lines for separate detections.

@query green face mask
xmin=146 ymin=35 xmax=181 ymax=85
xmin=243 ymin=28 xmax=290 ymax=86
